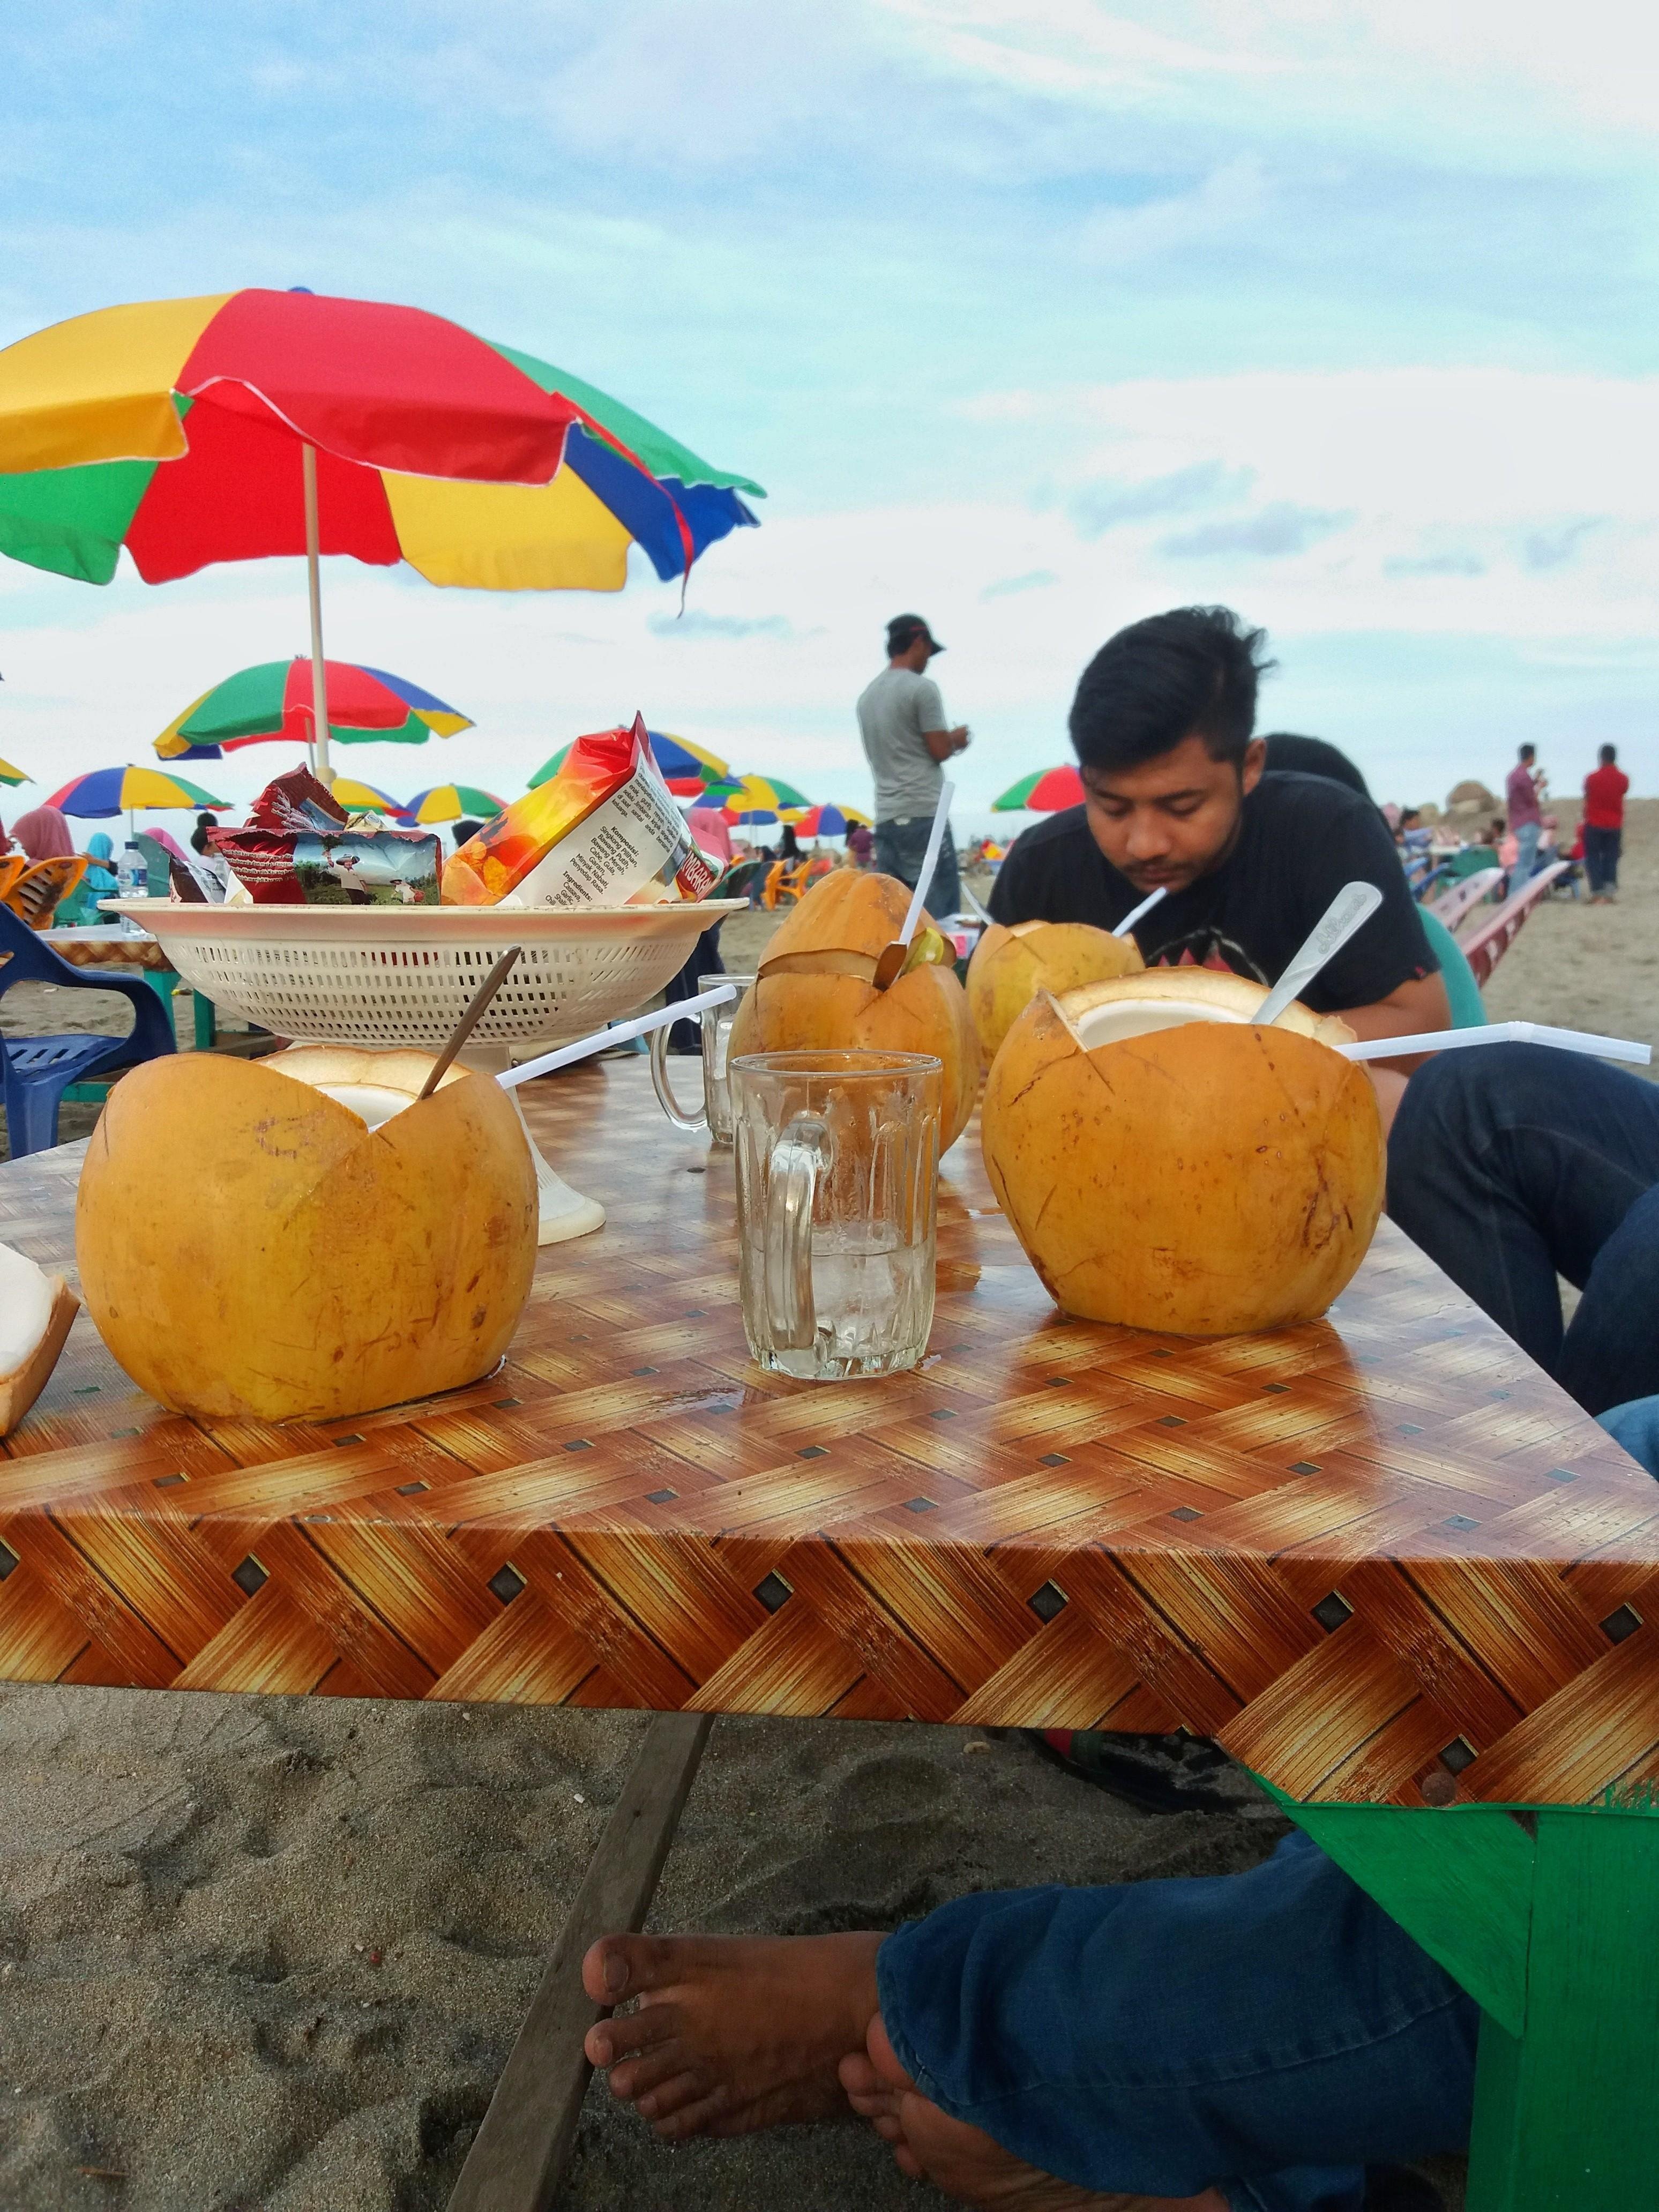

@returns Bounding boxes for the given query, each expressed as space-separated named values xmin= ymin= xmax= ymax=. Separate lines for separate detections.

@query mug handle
xmin=765 ymin=1115 xmax=829 ymax=1351
xmin=649 ymin=1022 xmax=706 ymax=1133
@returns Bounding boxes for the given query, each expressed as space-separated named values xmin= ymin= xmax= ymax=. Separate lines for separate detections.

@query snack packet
xmin=208 ymin=765 xmax=441 ymax=906
xmin=443 ymin=714 xmax=716 ymax=909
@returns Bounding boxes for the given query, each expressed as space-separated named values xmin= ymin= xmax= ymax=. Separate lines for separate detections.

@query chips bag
xmin=442 ymin=714 xmax=717 ymax=908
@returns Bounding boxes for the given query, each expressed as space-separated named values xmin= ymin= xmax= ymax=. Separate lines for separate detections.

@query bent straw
xmin=898 ymin=779 xmax=955 ymax=951
xmin=1113 ymin=884 xmax=1167 ymax=938
xmin=1339 ymin=1021 xmax=1651 ymax=1067
xmin=497 ymin=984 xmax=739 ymax=1091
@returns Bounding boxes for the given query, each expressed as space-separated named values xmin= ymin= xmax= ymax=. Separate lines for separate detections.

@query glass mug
xmin=729 ymin=1049 xmax=940 ymax=1381
xmin=648 ymin=976 xmax=755 ymax=1147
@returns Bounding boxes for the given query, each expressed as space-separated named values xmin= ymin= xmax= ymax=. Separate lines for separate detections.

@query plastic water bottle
xmin=117 ymin=843 xmax=146 ymax=900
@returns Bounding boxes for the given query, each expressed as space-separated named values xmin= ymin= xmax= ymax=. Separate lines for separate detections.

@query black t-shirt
xmin=988 ymin=771 xmax=1437 ymax=1015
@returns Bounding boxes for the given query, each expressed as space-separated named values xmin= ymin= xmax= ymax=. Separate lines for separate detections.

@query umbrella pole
xmin=301 ymin=443 xmax=332 ymax=788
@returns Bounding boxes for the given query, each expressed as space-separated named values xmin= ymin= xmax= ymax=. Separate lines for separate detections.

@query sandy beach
xmin=3 ymin=813 xmax=1653 ymax=2209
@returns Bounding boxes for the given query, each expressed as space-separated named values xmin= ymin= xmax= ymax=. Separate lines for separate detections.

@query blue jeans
xmin=1387 ymin=1045 xmax=1659 ymax=1414
xmin=875 ymin=812 xmax=961 ymax=921
xmin=877 ymin=1831 xmax=1478 ymax=2211
xmin=1583 ymin=825 xmax=1621 ymax=894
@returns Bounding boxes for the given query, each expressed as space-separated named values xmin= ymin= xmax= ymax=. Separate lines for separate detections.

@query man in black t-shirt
xmin=990 ymin=608 xmax=1449 ymax=1055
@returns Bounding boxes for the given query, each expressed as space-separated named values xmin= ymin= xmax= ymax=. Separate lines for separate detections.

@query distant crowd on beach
xmin=1381 ymin=739 xmax=1630 ymax=905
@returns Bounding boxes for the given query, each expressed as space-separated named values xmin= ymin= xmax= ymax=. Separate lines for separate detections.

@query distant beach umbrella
xmin=49 ymin=764 xmax=227 ymax=818
xmin=400 ymin=783 xmax=506 ymax=825
xmin=328 ymin=778 xmax=405 ymax=815
xmin=0 ymin=756 xmax=27 ymax=787
xmin=532 ymin=730 xmax=729 ymax=797
xmin=992 ymin=765 xmax=1084 ymax=812
xmin=786 ymin=804 xmax=869 ymax=836
xmin=706 ymin=773 xmax=810 ymax=814
xmin=155 ymin=657 xmax=471 ymax=759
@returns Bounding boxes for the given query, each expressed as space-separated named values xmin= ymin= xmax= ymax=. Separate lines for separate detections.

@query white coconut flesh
xmin=1068 ymin=998 xmax=1246 ymax=1052
xmin=311 ymin=1083 xmax=419 ymax=1130
xmin=0 ymin=1242 xmax=55 ymax=1379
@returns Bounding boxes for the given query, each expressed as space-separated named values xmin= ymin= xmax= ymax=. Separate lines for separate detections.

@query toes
xmin=585 ymin=2000 xmax=679 ymax=2069
xmin=581 ymin=1932 xmax=683 ymax=2005
xmin=651 ymin=2081 xmax=732 ymax=2140
xmin=608 ymin=2043 xmax=699 ymax=2105
xmin=636 ymin=2068 xmax=705 ymax=2121
xmin=839 ymin=2050 xmax=880 ymax=2098
xmin=865 ymin=2012 xmax=915 ymax=2095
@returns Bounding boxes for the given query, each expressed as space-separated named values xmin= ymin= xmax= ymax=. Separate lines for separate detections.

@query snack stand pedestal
xmin=2 ymin=1060 xmax=1656 ymax=2210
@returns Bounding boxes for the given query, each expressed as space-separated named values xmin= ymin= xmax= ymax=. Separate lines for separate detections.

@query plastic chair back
xmin=0 ymin=904 xmax=177 ymax=1155
xmin=2 ymin=855 xmax=87 ymax=929
xmin=1418 ymin=909 xmax=1486 ymax=1029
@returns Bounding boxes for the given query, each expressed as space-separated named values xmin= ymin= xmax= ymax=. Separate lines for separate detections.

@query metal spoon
xmin=415 ymin=947 xmax=522 ymax=1101
xmin=1253 ymin=881 xmax=1383 ymax=1028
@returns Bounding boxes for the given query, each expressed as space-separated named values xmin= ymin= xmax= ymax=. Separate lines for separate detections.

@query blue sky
xmin=4 ymin=1 xmax=1658 ymax=828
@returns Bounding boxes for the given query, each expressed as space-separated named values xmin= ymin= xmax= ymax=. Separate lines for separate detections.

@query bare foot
xmin=840 ymin=2015 xmax=1229 ymax=2210
xmin=581 ymin=1930 xmax=883 ymax=2139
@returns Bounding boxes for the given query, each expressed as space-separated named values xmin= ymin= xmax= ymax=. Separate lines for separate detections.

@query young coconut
xmin=966 ymin=919 xmax=1145 ymax=1065
xmin=727 ymin=870 xmax=980 ymax=1150
xmin=981 ymin=969 xmax=1385 ymax=1336
xmin=0 ymin=1243 xmax=79 ymax=1438
xmin=76 ymin=1047 xmax=537 ymax=1422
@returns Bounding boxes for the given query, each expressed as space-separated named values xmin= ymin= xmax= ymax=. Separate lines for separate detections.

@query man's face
xmin=1079 ymin=733 xmax=1265 ymax=894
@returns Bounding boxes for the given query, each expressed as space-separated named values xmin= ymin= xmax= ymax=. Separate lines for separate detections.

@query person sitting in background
xmin=10 ymin=803 xmax=74 ymax=863
xmin=83 ymin=831 xmax=118 ymax=893
xmin=686 ymin=805 xmax=734 ymax=869
xmin=990 ymin=608 xmax=1450 ymax=1062
xmin=779 ymin=823 xmax=802 ymax=863
xmin=1505 ymin=744 xmax=1543 ymax=883
xmin=1582 ymin=742 xmax=1628 ymax=903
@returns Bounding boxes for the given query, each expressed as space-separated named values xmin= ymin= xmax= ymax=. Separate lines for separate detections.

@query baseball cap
xmin=886 ymin=613 xmax=944 ymax=656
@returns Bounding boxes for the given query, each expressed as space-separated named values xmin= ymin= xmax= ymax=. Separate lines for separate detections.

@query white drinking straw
xmin=1114 ymin=884 xmax=1168 ymax=937
xmin=497 ymin=984 xmax=739 ymax=1090
xmin=1339 ymin=1021 xmax=1651 ymax=1067
xmin=897 ymin=780 xmax=955 ymax=950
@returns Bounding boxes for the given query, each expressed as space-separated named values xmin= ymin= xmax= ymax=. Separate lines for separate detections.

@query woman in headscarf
xmin=83 ymin=832 xmax=119 ymax=893
xmin=10 ymin=804 xmax=74 ymax=862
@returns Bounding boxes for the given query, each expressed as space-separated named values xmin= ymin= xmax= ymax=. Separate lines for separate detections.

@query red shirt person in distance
xmin=1582 ymin=743 xmax=1630 ymax=902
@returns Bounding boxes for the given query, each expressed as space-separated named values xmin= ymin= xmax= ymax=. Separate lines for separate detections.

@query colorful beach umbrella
xmin=155 ymin=657 xmax=472 ymax=760
xmin=0 ymin=289 xmax=765 ymax=783
xmin=0 ymin=756 xmax=27 ymax=787
xmin=328 ymin=779 xmax=405 ymax=815
xmin=532 ymin=730 xmax=729 ymax=798
xmin=48 ymin=765 xmax=227 ymax=818
xmin=706 ymin=773 xmax=811 ymax=814
xmin=399 ymin=784 xmax=506 ymax=826
xmin=787 ymin=804 xmax=870 ymax=837
xmin=992 ymin=765 xmax=1085 ymax=812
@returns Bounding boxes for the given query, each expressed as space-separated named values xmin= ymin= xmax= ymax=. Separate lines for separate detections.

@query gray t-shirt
xmin=856 ymin=666 xmax=947 ymax=823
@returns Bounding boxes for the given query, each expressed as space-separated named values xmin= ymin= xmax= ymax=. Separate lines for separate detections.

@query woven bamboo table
xmin=3 ymin=1057 xmax=1656 ymax=2209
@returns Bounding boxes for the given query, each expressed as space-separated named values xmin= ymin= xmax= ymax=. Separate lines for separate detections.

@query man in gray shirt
xmin=856 ymin=613 xmax=970 ymax=919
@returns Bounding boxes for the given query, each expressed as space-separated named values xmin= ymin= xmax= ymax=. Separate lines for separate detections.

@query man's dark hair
xmin=1069 ymin=607 xmax=1273 ymax=774
xmin=451 ymin=818 xmax=482 ymax=847
xmin=1600 ymin=743 xmax=1618 ymax=765
xmin=1519 ymin=743 xmax=1536 ymax=761
xmin=1260 ymin=732 xmax=1370 ymax=798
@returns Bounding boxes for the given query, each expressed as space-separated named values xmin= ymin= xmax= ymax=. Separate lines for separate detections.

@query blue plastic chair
xmin=0 ymin=907 xmax=177 ymax=1156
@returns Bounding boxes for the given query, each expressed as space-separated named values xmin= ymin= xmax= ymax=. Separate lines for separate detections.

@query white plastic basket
xmin=100 ymin=900 xmax=746 ymax=1051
